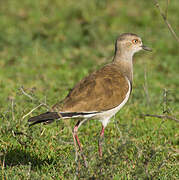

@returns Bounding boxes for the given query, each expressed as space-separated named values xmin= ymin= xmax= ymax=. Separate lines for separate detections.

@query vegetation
xmin=0 ymin=0 xmax=178 ymax=179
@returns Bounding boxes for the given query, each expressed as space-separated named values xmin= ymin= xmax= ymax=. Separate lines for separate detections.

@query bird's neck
xmin=112 ymin=51 xmax=133 ymax=83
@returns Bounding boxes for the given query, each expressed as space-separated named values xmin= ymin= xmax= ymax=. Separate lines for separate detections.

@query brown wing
xmin=52 ymin=64 xmax=130 ymax=112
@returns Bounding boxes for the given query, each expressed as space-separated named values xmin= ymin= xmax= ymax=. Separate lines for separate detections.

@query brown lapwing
xmin=28 ymin=33 xmax=151 ymax=158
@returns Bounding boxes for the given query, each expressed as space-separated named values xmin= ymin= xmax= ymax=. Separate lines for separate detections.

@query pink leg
xmin=72 ymin=120 xmax=88 ymax=167
xmin=98 ymin=125 xmax=105 ymax=157
xmin=73 ymin=121 xmax=83 ymax=152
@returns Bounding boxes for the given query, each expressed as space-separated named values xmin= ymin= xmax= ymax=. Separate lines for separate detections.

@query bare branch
xmin=141 ymin=114 xmax=179 ymax=123
xmin=154 ymin=0 xmax=179 ymax=43
xmin=21 ymin=103 xmax=46 ymax=120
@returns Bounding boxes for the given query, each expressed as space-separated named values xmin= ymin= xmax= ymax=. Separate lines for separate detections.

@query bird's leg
xmin=72 ymin=119 xmax=88 ymax=167
xmin=98 ymin=125 xmax=105 ymax=157
xmin=73 ymin=121 xmax=83 ymax=152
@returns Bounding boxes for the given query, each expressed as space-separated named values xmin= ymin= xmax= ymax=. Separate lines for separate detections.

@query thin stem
xmin=154 ymin=0 xmax=179 ymax=43
xmin=141 ymin=114 xmax=179 ymax=123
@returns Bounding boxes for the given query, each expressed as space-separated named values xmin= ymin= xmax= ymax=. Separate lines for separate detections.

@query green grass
xmin=0 ymin=0 xmax=179 ymax=179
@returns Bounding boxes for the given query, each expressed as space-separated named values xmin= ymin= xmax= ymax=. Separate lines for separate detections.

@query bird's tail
xmin=28 ymin=112 xmax=61 ymax=126
xmin=28 ymin=111 xmax=96 ymax=126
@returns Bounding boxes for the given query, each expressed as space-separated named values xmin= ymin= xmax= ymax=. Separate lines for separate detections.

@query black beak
xmin=141 ymin=45 xmax=152 ymax=52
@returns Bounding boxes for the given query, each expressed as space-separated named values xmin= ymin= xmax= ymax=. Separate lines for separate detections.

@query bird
xmin=28 ymin=33 xmax=151 ymax=158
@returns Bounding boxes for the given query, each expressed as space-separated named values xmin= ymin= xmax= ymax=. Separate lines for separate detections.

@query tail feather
xmin=28 ymin=111 xmax=97 ymax=126
xmin=28 ymin=112 xmax=59 ymax=122
xmin=28 ymin=112 xmax=60 ymax=126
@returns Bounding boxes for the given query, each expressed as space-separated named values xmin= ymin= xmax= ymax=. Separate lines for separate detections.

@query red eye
xmin=132 ymin=39 xmax=139 ymax=44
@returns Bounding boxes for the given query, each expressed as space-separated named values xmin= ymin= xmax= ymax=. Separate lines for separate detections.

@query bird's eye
xmin=132 ymin=39 xmax=139 ymax=44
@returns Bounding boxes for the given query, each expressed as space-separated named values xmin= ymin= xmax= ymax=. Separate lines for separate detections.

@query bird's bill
xmin=141 ymin=45 xmax=152 ymax=51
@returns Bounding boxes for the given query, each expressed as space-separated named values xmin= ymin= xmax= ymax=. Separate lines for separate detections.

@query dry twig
xmin=19 ymin=86 xmax=50 ymax=120
xmin=21 ymin=103 xmax=46 ymax=120
xmin=154 ymin=0 xmax=179 ymax=43
xmin=20 ymin=87 xmax=34 ymax=100
xmin=20 ymin=86 xmax=50 ymax=109
xmin=141 ymin=114 xmax=179 ymax=123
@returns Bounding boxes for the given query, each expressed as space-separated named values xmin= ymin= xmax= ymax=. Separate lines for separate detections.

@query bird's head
xmin=115 ymin=33 xmax=152 ymax=57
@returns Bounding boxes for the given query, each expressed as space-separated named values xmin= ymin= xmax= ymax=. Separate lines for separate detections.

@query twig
xmin=21 ymin=103 xmax=46 ymax=120
xmin=20 ymin=86 xmax=50 ymax=109
xmin=154 ymin=0 xmax=179 ymax=43
xmin=20 ymin=87 xmax=34 ymax=100
xmin=165 ymin=0 xmax=169 ymax=18
xmin=141 ymin=114 xmax=179 ymax=123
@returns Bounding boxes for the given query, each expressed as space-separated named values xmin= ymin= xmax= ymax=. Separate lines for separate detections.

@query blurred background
xmin=0 ymin=0 xmax=178 ymax=179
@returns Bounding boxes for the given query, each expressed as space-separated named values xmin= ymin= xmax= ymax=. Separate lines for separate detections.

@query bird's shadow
xmin=1 ymin=148 xmax=54 ymax=170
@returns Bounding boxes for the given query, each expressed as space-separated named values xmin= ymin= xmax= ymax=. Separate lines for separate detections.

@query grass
xmin=0 ymin=0 xmax=179 ymax=179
